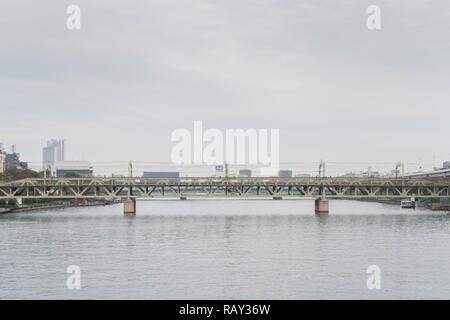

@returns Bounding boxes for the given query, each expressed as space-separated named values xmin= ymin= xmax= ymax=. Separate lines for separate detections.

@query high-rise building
xmin=0 ymin=144 xmax=27 ymax=171
xmin=6 ymin=153 xmax=20 ymax=169
xmin=42 ymin=139 xmax=65 ymax=170
xmin=0 ymin=143 xmax=5 ymax=173
xmin=0 ymin=153 xmax=6 ymax=173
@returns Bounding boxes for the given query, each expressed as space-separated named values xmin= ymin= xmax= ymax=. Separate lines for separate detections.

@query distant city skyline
xmin=1 ymin=138 xmax=449 ymax=178
xmin=1 ymin=1 xmax=449 ymax=173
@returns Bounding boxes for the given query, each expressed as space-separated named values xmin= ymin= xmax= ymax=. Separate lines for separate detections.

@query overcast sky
xmin=0 ymin=0 xmax=449 ymax=174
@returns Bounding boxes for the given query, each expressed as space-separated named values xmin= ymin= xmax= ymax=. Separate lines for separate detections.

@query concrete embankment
xmin=1 ymin=200 xmax=121 ymax=214
xmin=426 ymin=203 xmax=450 ymax=211
xmin=340 ymin=198 xmax=449 ymax=211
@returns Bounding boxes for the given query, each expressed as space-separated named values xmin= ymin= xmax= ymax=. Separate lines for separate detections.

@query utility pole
xmin=319 ymin=160 xmax=325 ymax=178
xmin=318 ymin=161 xmax=321 ymax=178
xmin=128 ymin=160 xmax=133 ymax=178
xmin=402 ymin=162 xmax=405 ymax=179
xmin=44 ymin=163 xmax=50 ymax=179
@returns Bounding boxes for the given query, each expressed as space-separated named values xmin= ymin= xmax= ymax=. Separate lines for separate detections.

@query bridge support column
xmin=124 ymin=199 xmax=136 ymax=215
xmin=315 ymin=198 xmax=329 ymax=214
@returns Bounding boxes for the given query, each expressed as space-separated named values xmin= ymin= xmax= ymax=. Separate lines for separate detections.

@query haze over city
xmin=1 ymin=0 xmax=449 ymax=170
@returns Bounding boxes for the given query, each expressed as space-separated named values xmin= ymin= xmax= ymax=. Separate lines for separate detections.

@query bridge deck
xmin=0 ymin=177 xmax=449 ymax=199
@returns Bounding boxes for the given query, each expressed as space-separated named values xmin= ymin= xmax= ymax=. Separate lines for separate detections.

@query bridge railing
xmin=1 ymin=176 xmax=449 ymax=187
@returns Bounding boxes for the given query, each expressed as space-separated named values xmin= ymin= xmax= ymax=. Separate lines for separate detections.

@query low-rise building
xmin=51 ymin=161 xmax=93 ymax=177
xmin=404 ymin=169 xmax=450 ymax=179
xmin=238 ymin=169 xmax=252 ymax=177
xmin=341 ymin=172 xmax=358 ymax=178
xmin=142 ymin=172 xmax=180 ymax=178
xmin=279 ymin=170 xmax=293 ymax=178
xmin=295 ymin=173 xmax=311 ymax=178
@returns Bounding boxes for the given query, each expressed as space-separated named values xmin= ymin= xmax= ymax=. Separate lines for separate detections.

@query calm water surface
xmin=1 ymin=199 xmax=449 ymax=299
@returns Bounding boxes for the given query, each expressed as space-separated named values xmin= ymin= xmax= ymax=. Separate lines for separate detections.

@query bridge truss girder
xmin=0 ymin=177 xmax=449 ymax=200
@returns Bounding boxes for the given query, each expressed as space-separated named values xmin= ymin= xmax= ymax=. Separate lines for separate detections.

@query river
xmin=1 ymin=199 xmax=449 ymax=299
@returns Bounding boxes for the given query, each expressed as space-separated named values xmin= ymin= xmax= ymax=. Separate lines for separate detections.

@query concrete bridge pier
xmin=124 ymin=198 xmax=136 ymax=215
xmin=315 ymin=198 xmax=329 ymax=214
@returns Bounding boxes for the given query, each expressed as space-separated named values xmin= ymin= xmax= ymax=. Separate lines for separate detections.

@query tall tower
xmin=56 ymin=140 xmax=65 ymax=161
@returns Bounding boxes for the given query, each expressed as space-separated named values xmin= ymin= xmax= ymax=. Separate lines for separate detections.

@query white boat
xmin=401 ymin=200 xmax=415 ymax=208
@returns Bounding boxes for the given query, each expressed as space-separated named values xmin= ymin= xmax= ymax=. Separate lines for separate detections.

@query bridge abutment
xmin=124 ymin=199 xmax=136 ymax=215
xmin=315 ymin=198 xmax=329 ymax=214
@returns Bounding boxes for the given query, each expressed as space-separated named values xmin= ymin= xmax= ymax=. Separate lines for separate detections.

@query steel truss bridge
xmin=1 ymin=177 xmax=449 ymax=200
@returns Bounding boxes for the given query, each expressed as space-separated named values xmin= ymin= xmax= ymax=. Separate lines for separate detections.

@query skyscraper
xmin=42 ymin=139 xmax=65 ymax=170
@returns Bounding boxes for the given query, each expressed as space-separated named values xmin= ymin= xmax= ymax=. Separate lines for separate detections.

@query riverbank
xmin=0 ymin=199 xmax=122 ymax=214
xmin=333 ymin=198 xmax=450 ymax=211
xmin=426 ymin=203 xmax=450 ymax=211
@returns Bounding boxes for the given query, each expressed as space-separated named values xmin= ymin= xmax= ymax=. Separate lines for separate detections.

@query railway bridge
xmin=1 ymin=177 xmax=449 ymax=214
